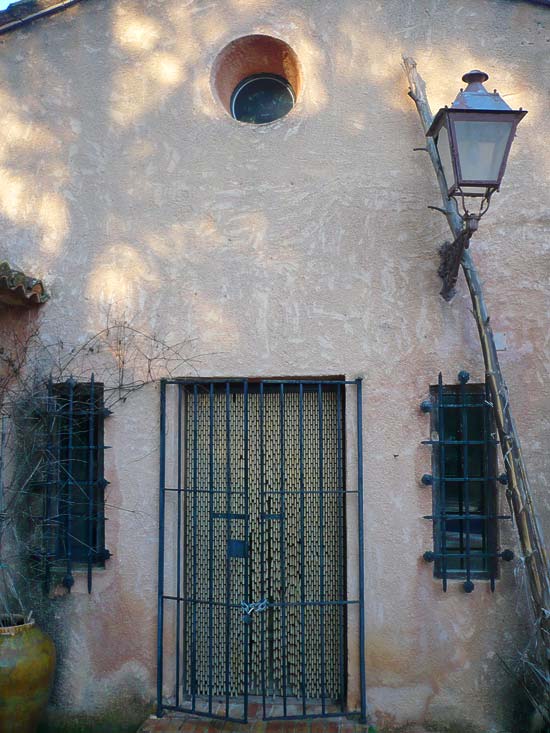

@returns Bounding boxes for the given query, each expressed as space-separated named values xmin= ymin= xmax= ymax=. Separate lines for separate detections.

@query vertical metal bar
xmin=438 ymin=373 xmax=448 ymax=592
xmin=279 ymin=383 xmax=287 ymax=717
xmin=191 ymin=385 xmax=199 ymax=712
xmin=0 ymin=415 xmax=9 ymax=585
xmin=208 ymin=384 xmax=215 ymax=713
xmin=156 ymin=380 xmax=167 ymax=718
xmin=0 ymin=416 xmax=5 ymax=515
xmin=460 ymin=378 xmax=471 ymax=587
xmin=182 ymin=388 xmax=189 ymax=697
xmin=318 ymin=384 xmax=327 ymax=715
xmin=298 ymin=383 xmax=307 ymax=717
xmin=484 ymin=381 xmax=495 ymax=591
xmin=224 ymin=382 xmax=232 ymax=718
xmin=87 ymin=375 xmax=95 ymax=594
xmin=65 ymin=378 xmax=74 ymax=591
xmin=336 ymin=384 xmax=345 ymax=712
xmin=259 ymin=382 xmax=267 ymax=720
xmin=175 ymin=384 xmax=183 ymax=706
xmin=243 ymin=381 xmax=249 ymax=722
xmin=44 ymin=378 xmax=54 ymax=594
xmin=356 ymin=379 xmax=367 ymax=724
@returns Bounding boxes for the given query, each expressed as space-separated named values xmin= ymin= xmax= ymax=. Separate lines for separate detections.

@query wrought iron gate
xmin=157 ymin=379 xmax=366 ymax=723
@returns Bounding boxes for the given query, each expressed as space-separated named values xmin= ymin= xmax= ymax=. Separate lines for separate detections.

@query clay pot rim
xmin=0 ymin=614 xmax=35 ymax=635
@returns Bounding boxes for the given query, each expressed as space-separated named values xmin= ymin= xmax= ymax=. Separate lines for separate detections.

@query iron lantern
xmin=426 ymin=70 xmax=526 ymax=209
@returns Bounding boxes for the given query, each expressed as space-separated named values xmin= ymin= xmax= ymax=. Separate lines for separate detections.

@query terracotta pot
xmin=0 ymin=615 xmax=56 ymax=733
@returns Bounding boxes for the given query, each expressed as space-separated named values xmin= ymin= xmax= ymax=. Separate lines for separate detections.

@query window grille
xmin=421 ymin=371 xmax=514 ymax=592
xmin=37 ymin=376 xmax=110 ymax=593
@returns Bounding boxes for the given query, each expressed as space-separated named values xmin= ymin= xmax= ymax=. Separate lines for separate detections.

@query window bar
xmin=191 ymin=384 xmax=199 ymax=711
xmin=44 ymin=377 xmax=54 ymax=594
xmin=87 ymin=374 xmax=95 ymax=594
xmin=182 ymin=388 xmax=189 ymax=697
xmin=437 ymin=373 xmax=448 ymax=592
xmin=208 ymin=383 xmax=215 ymax=714
xmin=318 ymin=384 xmax=327 ymax=715
xmin=243 ymin=380 xmax=250 ymax=721
xmin=484 ymin=381 xmax=496 ymax=591
xmin=259 ymin=382 xmax=267 ymax=720
xmin=97 ymin=389 xmax=108 ymax=571
xmin=156 ymin=379 xmax=167 ymax=718
xmin=459 ymin=375 xmax=473 ymax=593
xmin=356 ymin=378 xmax=367 ymax=724
xmin=224 ymin=382 xmax=231 ymax=718
xmin=64 ymin=378 xmax=75 ymax=592
xmin=175 ymin=384 xmax=183 ymax=706
xmin=298 ymin=383 xmax=307 ymax=717
xmin=336 ymin=384 xmax=345 ymax=713
xmin=279 ymin=383 xmax=288 ymax=717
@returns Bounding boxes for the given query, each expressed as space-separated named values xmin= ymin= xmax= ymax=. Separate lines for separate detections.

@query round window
xmin=231 ymin=74 xmax=295 ymax=124
xmin=211 ymin=35 xmax=301 ymax=124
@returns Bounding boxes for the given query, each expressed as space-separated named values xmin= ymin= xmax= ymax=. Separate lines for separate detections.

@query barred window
xmin=422 ymin=372 xmax=513 ymax=592
xmin=41 ymin=377 xmax=110 ymax=592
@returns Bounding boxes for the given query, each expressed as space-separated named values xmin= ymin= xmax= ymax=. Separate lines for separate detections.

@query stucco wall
xmin=1 ymin=0 xmax=549 ymax=730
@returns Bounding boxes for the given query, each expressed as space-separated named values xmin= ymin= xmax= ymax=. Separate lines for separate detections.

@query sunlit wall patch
xmin=212 ymin=35 xmax=301 ymax=125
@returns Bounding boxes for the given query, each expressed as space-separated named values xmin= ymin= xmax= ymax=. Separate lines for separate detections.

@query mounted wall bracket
xmin=438 ymin=214 xmax=478 ymax=301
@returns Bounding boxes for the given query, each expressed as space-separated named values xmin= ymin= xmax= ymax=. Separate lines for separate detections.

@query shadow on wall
xmin=0 ymin=0 xmax=548 ymax=728
xmin=0 ymin=0 xmax=546 ymax=343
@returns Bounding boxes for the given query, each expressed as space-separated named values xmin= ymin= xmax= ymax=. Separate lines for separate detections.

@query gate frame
xmin=156 ymin=377 xmax=367 ymax=723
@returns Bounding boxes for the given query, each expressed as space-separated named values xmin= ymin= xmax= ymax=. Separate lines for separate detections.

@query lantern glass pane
xmin=454 ymin=120 xmax=513 ymax=183
xmin=436 ymin=124 xmax=455 ymax=191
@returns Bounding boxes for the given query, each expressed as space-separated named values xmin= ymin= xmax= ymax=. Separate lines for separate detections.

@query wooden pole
xmin=403 ymin=56 xmax=550 ymax=682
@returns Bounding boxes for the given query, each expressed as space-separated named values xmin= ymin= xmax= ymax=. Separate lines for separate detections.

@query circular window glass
xmin=231 ymin=74 xmax=295 ymax=124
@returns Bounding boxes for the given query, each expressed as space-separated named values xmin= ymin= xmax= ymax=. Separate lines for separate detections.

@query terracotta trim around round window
xmin=212 ymin=34 xmax=302 ymax=123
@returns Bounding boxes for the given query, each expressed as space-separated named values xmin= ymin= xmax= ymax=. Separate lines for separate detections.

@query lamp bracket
xmin=438 ymin=214 xmax=479 ymax=301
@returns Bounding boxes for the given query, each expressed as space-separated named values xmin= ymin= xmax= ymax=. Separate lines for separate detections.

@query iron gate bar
xmin=224 ymin=383 xmax=231 ymax=718
xmin=208 ymin=383 xmax=215 ymax=714
xmin=182 ymin=386 xmax=189 ymax=697
xmin=157 ymin=377 xmax=367 ymax=724
xmin=162 ymin=597 xmax=359 ymax=608
xmin=162 ymin=379 xmax=359 ymax=385
xmin=278 ymin=383 xmax=288 ymax=718
xmin=318 ymin=383 xmax=327 ymax=715
xmin=156 ymin=379 xmax=166 ymax=718
xmin=337 ymin=384 xmax=345 ymax=713
xmin=175 ymin=385 xmax=182 ymax=707
xmin=243 ymin=381 xmax=250 ymax=721
xmin=357 ymin=378 xmax=367 ymax=724
xmin=192 ymin=385 xmax=199 ymax=712
xmin=299 ymin=383 xmax=306 ymax=717
xmin=259 ymin=382 xmax=267 ymax=721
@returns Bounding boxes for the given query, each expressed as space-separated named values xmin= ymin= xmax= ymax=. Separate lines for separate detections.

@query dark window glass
xmin=431 ymin=384 xmax=497 ymax=578
xmin=231 ymin=74 xmax=295 ymax=124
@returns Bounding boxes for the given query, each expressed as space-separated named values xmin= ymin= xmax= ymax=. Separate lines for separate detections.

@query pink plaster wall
xmin=0 ymin=0 xmax=548 ymax=730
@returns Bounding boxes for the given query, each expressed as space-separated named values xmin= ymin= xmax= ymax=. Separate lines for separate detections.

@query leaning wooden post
xmin=402 ymin=56 xmax=550 ymax=678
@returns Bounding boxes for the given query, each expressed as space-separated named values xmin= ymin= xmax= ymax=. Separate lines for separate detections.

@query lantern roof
xmin=450 ymin=70 xmax=515 ymax=112
xmin=426 ymin=70 xmax=526 ymax=139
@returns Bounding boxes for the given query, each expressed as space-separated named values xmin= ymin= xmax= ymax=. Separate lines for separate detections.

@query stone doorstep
xmin=137 ymin=714 xmax=433 ymax=733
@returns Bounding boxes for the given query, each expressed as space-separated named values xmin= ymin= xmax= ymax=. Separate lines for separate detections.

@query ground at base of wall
xmin=137 ymin=715 xmax=486 ymax=733
xmin=37 ymin=703 xmax=153 ymax=733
